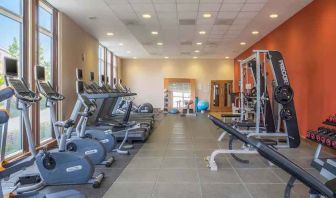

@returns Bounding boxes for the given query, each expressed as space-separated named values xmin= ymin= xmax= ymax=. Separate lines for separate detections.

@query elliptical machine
xmin=2 ymin=58 xmax=104 ymax=196
xmin=35 ymin=66 xmax=117 ymax=156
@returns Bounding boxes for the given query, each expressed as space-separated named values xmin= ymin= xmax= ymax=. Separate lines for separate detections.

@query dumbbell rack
xmin=309 ymin=120 xmax=336 ymax=181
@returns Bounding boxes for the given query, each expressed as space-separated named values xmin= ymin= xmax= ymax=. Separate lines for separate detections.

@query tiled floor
xmin=103 ymin=114 xmax=330 ymax=198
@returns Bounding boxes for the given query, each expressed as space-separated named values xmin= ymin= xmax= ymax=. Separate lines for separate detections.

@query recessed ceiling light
xmin=196 ymin=42 xmax=202 ymax=45
xmin=225 ymin=56 xmax=230 ymax=59
xmin=193 ymin=56 xmax=198 ymax=59
xmin=127 ymin=51 xmax=131 ymax=54
xmin=240 ymin=42 xmax=246 ymax=46
xmin=151 ymin=31 xmax=158 ymax=35
xmin=194 ymin=50 xmax=200 ymax=53
xmin=164 ymin=56 xmax=169 ymax=59
xmin=119 ymin=43 xmax=124 ymax=46
xmin=202 ymin=13 xmax=212 ymax=18
xmin=199 ymin=31 xmax=206 ymax=35
xmin=269 ymin=14 xmax=278 ymax=19
xmin=106 ymin=32 xmax=114 ymax=36
xmin=142 ymin=14 xmax=152 ymax=19
xmin=133 ymin=57 xmax=137 ymax=59
xmin=252 ymin=31 xmax=259 ymax=35
xmin=157 ymin=42 xmax=163 ymax=46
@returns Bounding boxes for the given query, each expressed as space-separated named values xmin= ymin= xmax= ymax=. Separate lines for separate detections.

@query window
xmin=169 ymin=83 xmax=191 ymax=110
xmin=112 ymin=55 xmax=117 ymax=87
xmin=106 ymin=51 xmax=112 ymax=84
xmin=98 ymin=45 xmax=105 ymax=83
xmin=0 ymin=0 xmax=23 ymax=155
xmin=38 ymin=2 xmax=53 ymax=142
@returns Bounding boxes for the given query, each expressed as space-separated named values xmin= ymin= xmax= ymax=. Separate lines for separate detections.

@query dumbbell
xmin=320 ymin=131 xmax=336 ymax=144
xmin=315 ymin=128 xmax=332 ymax=142
xmin=326 ymin=115 xmax=336 ymax=124
xmin=306 ymin=130 xmax=318 ymax=140
xmin=325 ymin=134 xmax=336 ymax=147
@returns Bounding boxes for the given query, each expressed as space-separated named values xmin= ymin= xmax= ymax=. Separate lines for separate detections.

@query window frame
xmin=35 ymin=0 xmax=58 ymax=145
xmin=0 ymin=0 xmax=25 ymax=158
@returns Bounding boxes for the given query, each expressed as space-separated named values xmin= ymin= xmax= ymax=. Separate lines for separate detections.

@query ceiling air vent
xmin=179 ymin=19 xmax=196 ymax=25
xmin=122 ymin=19 xmax=140 ymax=26
xmin=180 ymin=41 xmax=192 ymax=46
xmin=214 ymin=19 xmax=234 ymax=25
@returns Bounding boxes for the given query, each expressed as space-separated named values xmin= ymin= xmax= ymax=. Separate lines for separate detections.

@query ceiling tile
xmin=105 ymin=0 xmax=128 ymax=5
xmin=131 ymin=4 xmax=155 ymax=12
xmin=153 ymin=0 xmax=176 ymax=3
xmin=211 ymin=28 xmax=227 ymax=34
xmin=237 ymin=11 xmax=258 ymax=19
xmin=109 ymin=4 xmax=133 ymax=12
xmin=158 ymin=12 xmax=177 ymax=19
xmin=246 ymin=0 xmax=267 ymax=2
xmin=178 ymin=12 xmax=197 ymax=19
xmin=177 ymin=0 xmax=200 ymax=3
xmin=200 ymin=0 xmax=223 ymax=3
xmin=199 ymin=3 xmax=221 ymax=12
xmin=212 ymin=25 xmax=230 ymax=31
xmin=177 ymin=4 xmax=199 ymax=12
xmin=196 ymin=25 xmax=212 ymax=31
xmin=217 ymin=11 xmax=238 ymax=19
xmin=155 ymin=4 xmax=177 ymax=12
xmin=220 ymin=3 xmax=244 ymax=11
xmin=233 ymin=18 xmax=250 ymax=25
xmin=223 ymin=0 xmax=245 ymax=2
xmin=242 ymin=3 xmax=265 ymax=11
xmin=128 ymin=0 xmax=152 ymax=3
xmin=197 ymin=17 xmax=216 ymax=25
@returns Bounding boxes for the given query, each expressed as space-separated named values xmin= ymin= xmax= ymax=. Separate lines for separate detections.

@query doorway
xmin=164 ymin=78 xmax=196 ymax=112
xmin=210 ymin=80 xmax=233 ymax=112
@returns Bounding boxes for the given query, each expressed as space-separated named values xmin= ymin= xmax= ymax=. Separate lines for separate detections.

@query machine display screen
xmin=90 ymin=72 xmax=94 ymax=81
xmin=36 ymin=66 xmax=45 ymax=80
xmin=76 ymin=68 xmax=83 ymax=80
xmin=76 ymin=80 xmax=84 ymax=93
xmin=5 ymin=57 xmax=18 ymax=76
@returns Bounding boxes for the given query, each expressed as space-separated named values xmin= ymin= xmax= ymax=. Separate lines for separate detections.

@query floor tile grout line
xmin=227 ymin=156 xmax=254 ymax=198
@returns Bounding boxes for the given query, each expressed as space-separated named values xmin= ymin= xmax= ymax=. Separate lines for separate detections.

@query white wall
xmin=121 ymin=58 xmax=234 ymax=109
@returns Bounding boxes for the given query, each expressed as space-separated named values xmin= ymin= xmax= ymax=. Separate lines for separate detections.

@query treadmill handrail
xmin=208 ymin=114 xmax=335 ymax=198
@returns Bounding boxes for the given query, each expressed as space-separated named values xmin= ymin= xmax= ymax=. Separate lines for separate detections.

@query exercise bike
xmin=2 ymin=58 xmax=104 ymax=197
xmin=35 ymin=66 xmax=117 ymax=157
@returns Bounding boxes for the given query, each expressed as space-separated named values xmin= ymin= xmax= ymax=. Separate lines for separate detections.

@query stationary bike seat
xmin=54 ymin=119 xmax=75 ymax=128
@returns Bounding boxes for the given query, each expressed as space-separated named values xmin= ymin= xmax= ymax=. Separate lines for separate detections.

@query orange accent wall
xmin=234 ymin=0 xmax=336 ymax=137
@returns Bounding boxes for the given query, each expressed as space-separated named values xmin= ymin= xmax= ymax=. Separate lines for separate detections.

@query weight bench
xmin=217 ymin=113 xmax=241 ymax=141
xmin=208 ymin=114 xmax=336 ymax=198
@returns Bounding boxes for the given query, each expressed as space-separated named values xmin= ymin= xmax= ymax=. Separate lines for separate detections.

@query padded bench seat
xmin=259 ymin=138 xmax=278 ymax=146
xmin=221 ymin=113 xmax=241 ymax=118
xmin=235 ymin=121 xmax=256 ymax=128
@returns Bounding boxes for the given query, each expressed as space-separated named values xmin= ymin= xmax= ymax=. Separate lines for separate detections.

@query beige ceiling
xmin=48 ymin=0 xmax=313 ymax=59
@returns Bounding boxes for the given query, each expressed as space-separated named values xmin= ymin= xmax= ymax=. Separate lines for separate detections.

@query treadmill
xmin=88 ymin=73 xmax=154 ymax=128
xmin=72 ymin=69 xmax=149 ymax=142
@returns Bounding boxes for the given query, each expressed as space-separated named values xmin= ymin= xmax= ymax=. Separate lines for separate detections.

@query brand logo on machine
xmin=66 ymin=165 xmax=83 ymax=172
xmin=100 ymin=139 xmax=109 ymax=143
xmin=85 ymin=149 xmax=98 ymax=155
xmin=278 ymin=59 xmax=289 ymax=85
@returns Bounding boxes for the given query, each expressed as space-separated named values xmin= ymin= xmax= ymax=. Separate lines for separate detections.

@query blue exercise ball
xmin=169 ymin=108 xmax=179 ymax=114
xmin=197 ymin=100 xmax=209 ymax=111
